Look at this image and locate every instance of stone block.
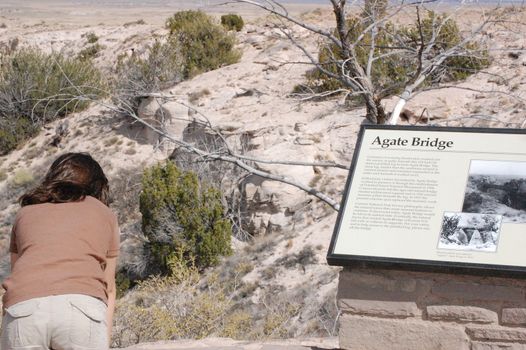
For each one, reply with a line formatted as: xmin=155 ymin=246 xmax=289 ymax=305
xmin=426 ymin=305 xmax=498 ymax=323
xmin=466 ymin=325 xmax=526 ymax=342
xmin=339 ymin=315 xmax=469 ymax=350
xmin=471 ymin=342 xmax=526 ymax=350
xmin=338 ymin=268 xmax=432 ymax=302
xmin=431 ymin=282 xmax=525 ymax=303
xmin=502 ymin=308 xmax=526 ymax=326
xmin=338 ymin=299 xmax=421 ymax=318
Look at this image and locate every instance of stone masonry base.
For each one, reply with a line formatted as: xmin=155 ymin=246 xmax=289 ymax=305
xmin=338 ymin=266 xmax=526 ymax=350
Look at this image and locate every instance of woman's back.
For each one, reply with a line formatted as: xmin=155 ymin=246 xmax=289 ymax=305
xmin=2 ymin=195 xmax=119 ymax=310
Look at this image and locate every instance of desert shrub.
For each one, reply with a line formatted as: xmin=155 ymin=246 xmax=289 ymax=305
xmin=221 ymin=14 xmax=244 ymax=32
xmin=139 ymin=161 xmax=232 ymax=275
xmin=0 ymin=48 xmax=106 ymax=155
xmin=165 ymin=10 xmax=241 ymax=78
xmin=77 ymin=43 xmax=104 ymax=61
xmin=10 ymin=169 xmax=35 ymax=188
xmin=275 ymin=245 xmax=318 ymax=269
xmin=220 ymin=311 xmax=254 ymax=338
xmin=303 ymin=11 xmax=489 ymax=98
xmin=83 ymin=32 xmax=99 ymax=44
xmin=112 ymin=255 xmax=234 ymax=346
xmin=115 ymin=271 xmax=132 ymax=299
xmin=0 ymin=118 xmax=38 ymax=155
xmin=114 ymin=40 xmax=183 ymax=113
xmin=305 ymin=16 xmax=410 ymax=98
xmin=399 ymin=11 xmax=490 ymax=82
xmin=115 ymin=11 xmax=240 ymax=114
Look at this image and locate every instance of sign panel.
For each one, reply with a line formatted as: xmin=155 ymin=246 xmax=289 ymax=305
xmin=327 ymin=125 xmax=526 ymax=275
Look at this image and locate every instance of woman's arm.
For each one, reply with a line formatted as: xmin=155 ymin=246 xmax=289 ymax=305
xmin=2 ymin=253 xmax=18 ymax=316
xmin=104 ymin=257 xmax=117 ymax=346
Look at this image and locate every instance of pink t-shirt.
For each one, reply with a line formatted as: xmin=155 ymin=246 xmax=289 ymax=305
xmin=2 ymin=195 xmax=120 ymax=309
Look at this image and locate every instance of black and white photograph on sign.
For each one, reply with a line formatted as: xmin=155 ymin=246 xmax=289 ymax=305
xmin=462 ymin=160 xmax=526 ymax=223
xmin=437 ymin=212 xmax=502 ymax=252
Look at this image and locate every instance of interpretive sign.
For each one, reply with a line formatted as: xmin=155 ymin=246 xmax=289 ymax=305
xmin=327 ymin=125 xmax=526 ymax=274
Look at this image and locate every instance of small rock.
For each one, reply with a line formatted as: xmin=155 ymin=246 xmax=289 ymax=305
xmin=294 ymin=123 xmax=307 ymax=132
xmin=294 ymin=137 xmax=315 ymax=145
xmin=245 ymin=35 xmax=264 ymax=49
xmin=244 ymin=24 xmax=257 ymax=33
xmin=508 ymin=52 xmax=521 ymax=59
xmin=218 ymin=122 xmax=243 ymax=132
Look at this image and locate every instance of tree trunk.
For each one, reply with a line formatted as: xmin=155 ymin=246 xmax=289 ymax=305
xmin=364 ymin=95 xmax=387 ymax=124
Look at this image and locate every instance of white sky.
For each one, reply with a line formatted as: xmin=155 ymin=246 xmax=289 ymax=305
xmin=469 ymin=160 xmax=526 ymax=177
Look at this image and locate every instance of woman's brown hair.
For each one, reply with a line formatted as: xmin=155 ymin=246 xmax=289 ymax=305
xmin=19 ymin=152 xmax=110 ymax=207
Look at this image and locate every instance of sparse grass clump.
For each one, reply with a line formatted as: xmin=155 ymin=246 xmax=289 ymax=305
xmin=10 ymin=169 xmax=35 ymax=188
xmin=0 ymin=48 xmax=106 ymax=155
xmin=165 ymin=10 xmax=241 ymax=78
xmin=112 ymin=255 xmax=235 ymax=346
xmin=140 ymin=161 xmax=232 ymax=275
xmin=221 ymin=14 xmax=244 ymax=32
xmin=188 ymin=88 xmax=211 ymax=103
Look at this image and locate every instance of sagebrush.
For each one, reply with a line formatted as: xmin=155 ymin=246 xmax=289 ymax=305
xmin=0 ymin=48 xmax=106 ymax=154
xmin=166 ymin=10 xmax=241 ymax=78
xmin=221 ymin=14 xmax=245 ymax=32
xmin=115 ymin=10 xmax=240 ymax=114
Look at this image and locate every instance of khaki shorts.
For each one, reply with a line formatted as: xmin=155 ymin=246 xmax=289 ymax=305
xmin=0 ymin=294 xmax=108 ymax=350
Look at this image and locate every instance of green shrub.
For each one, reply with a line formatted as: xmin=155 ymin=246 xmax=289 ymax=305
xmin=77 ymin=43 xmax=104 ymax=60
xmin=221 ymin=14 xmax=244 ymax=32
xmin=115 ymin=271 xmax=132 ymax=299
xmin=140 ymin=161 xmax=232 ymax=274
xmin=165 ymin=10 xmax=241 ymax=78
xmin=115 ymin=11 xmax=240 ymax=114
xmin=0 ymin=118 xmax=39 ymax=155
xmin=306 ymin=17 xmax=411 ymax=97
xmin=0 ymin=48 xmax=106 ymax=155
xmin=399 ymin=11 xmax=490 ymax=81
xmin=303 ymin=11 xmax=489 ymax=99
xmin=83 ymin=32 xmax=99 ymax=44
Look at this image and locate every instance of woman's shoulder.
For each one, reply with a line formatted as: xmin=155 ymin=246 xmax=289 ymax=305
xmin=82 ymin=196 xmax=115 ymax=215
xmin=84 ymin=196 xmax=118 ymax=221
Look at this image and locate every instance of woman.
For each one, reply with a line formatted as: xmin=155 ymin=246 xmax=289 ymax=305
xmin=0 ymin=152 xmax=120 ymax=350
